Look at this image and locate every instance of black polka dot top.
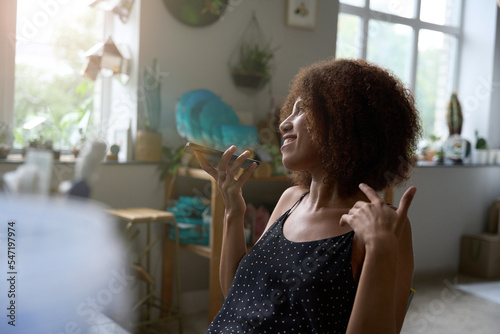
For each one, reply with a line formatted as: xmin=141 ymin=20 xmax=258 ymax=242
xmin=206 ymin=192 xmax=358 ymax=333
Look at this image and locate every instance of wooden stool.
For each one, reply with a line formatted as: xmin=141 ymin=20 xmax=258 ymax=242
xmin=107 ymin=207 xmax=183 ymax=333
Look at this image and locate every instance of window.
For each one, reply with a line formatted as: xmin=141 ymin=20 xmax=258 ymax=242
xmin=12 ymin=0 xmax=105 ymax=151
xmin=336 ymin=0 xmax=463 ymax=139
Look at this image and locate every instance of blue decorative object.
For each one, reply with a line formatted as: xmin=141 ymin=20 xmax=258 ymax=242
xmin=176 ymin=89 xmax=219 ymax=144
xmin=176 ymin=89 xmax=241 ymax=148
xmin=221 ymin=125 xmax=259 ymax=152
xmin=167 ymin=196 xmax=211 ymax=246
xmin=199 ymin=99 xmax=240 ymax=149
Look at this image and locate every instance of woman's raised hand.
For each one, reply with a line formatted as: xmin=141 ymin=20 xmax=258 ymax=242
xmin=194 ymin=146 xmax=258 ymax=217
xmin=339 ymin=183 xmax=416 ymax=250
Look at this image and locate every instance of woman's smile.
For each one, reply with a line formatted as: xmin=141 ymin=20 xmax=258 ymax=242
xmin=281 ymin=135 xmax=297 ymax=149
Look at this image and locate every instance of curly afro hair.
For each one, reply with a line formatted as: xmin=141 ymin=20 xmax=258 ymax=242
xmin=280 ymin=58 xmax=422 ymax=197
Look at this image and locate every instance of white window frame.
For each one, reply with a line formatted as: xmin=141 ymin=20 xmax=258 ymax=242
xmin=337 ymin=0 xmax=464 ymax=119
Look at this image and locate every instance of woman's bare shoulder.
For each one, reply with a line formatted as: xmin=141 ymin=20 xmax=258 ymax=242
xmin=263 ymin=186 xmax=309 ymax=233
xmin=278 ymin=185 xmax=309 ymax=206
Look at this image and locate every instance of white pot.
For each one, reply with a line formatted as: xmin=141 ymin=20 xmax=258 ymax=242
xmin=487 ymin=149 xmax=498 ymax=165
xmin=472 ymin=149 xmax=489 ymax=164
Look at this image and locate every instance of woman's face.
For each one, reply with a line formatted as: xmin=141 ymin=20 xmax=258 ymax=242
xmin=279 ymin=97 xmax=321 ymax=171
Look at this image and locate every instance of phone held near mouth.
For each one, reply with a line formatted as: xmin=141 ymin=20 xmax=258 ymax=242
xmin=184 ymin=142 xmax=260 ymax=170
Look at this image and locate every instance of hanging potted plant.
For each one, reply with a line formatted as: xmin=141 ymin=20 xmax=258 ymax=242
xmin=136 ymin=58 xmax=164 ymax=162
xmin=231 ymin=42 xmax=275 ymax=89
xmin=229 ymin=13 xmax=278 ymax=90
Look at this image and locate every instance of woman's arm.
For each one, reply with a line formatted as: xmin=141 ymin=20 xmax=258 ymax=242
xmin=194 ymin=147 xmax=257 ymax=297
xmin=340 ymin=184 xmax=416 ymax=333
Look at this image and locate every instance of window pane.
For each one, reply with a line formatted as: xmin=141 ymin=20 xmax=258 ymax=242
xmin=340 ymin=0 xmax=365 ymax=7
xmin=14 ymin=1 xmax=103 ymax=151
xmin=336 ymin=13 xmax=362 ymax=59
xmin=370 ymin=0 xmax=415 ymax=18
xmin=420 ymin=0 xmax=461 ymax=27
xmin=416 ymin=30 xmax=457 ymax=138
xmin=366 ymin=20 xmax=413 ymax=85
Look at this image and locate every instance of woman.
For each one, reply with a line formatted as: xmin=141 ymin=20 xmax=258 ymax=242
xmin=195 ymin=58 xmax=421 ymax=333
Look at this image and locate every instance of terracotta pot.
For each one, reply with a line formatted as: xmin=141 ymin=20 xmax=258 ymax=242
xmin=135 ymin=130 xmax=162 ymax=162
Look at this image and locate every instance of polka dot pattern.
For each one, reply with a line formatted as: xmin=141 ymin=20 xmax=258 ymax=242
xmin=206 ymin=193 xmax=358 ymax=333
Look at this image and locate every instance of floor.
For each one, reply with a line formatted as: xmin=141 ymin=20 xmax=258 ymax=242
xmin=401 ymin=272 xmax=500 ymax=334
xmin=164 ymin=272 xmax=500 ymax=334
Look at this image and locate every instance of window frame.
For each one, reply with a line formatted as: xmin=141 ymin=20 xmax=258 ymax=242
xmin=0 ymin=0 xmax=17 ymax=130
xmin=338 ymin=0 xmax=465 ymax=108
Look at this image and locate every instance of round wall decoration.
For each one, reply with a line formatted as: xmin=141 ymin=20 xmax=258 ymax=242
xmin=163 ymin=0 xmax=228 ymax=27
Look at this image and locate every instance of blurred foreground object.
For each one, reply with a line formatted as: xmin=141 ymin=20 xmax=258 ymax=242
xmin=3 ymin=150 xmax=53 ymax=195
xmin=0 ymin=195 xmax=132 ymax=333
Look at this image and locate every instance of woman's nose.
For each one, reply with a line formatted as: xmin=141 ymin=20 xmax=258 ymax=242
xmin=279 ymin=115 xmax=293 ymax=133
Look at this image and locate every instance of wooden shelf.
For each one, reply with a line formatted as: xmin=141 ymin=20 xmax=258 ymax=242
xmin=178 ymin=166 xmax=292 ymax=182
xmin=180 ymin=243 xmax=211 ymax=258
xmin=177 ymin=167 xmax=212 ymax=180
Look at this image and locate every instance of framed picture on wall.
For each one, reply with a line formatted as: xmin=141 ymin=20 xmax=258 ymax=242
xmin=286 ymin=0 xmax=318 ymax=30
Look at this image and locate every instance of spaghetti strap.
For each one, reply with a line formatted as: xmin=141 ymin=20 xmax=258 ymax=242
xmin=288 ymin=191 xmax=310 ymax=213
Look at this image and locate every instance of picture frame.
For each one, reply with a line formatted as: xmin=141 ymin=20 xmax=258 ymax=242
xmin=286 ymin=0 xmax=318 ymax=30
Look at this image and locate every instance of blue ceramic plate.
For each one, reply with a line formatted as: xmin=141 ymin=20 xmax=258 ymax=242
xmin=199 ymin=99 xmax=239 ymax=149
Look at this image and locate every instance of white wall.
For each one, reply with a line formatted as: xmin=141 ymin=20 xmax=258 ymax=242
xmin=394 ymin=166 xmax=500 ymax=274
xmin=458 ymin=0 xmax=499 ymax=147
xmin=487 ymin=6 xmax=500 ymax=148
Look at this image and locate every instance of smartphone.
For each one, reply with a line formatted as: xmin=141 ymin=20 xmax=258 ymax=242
xmin=184 ymin=142 xmax=260 ymax=170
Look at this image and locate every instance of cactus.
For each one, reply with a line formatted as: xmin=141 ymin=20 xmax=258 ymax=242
xmin=446 ymin=92 xmax=463 ymax=135
xmin=475 ymin=130 xmax=488 ymax=149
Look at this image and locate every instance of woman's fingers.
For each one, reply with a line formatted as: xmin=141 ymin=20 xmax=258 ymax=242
xmin=359 ymin=183 xmax=383 ymax=203
xmin=217 ymin=146 xmax=237 ymax=173
xmin=339 ymin=214 xmax=348 ymax=227
xmin=194 ymin=151 xmax=217 ymax=178
xmin=394 ymin=186 xmax=416 ymax=235
xmin=194 ymin=146 xmax=256 ymax=184
xmin=227 ymin=150 xmax=251 ymax=176
xmin=396 ymin=187 xmax=416 ymax=218
xmin=236 ymin=162 xmax=258 ymax=184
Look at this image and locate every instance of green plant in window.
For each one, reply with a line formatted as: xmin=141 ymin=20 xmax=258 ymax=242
xmin=475 ymin=130 xmax=488 ymax=150
xmin=446 ymin=92 xmax=463 ymax=135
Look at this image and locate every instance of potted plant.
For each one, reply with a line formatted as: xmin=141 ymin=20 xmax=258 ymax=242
xmin=157 ymin=145 xmax=184 ymax=209
xmin=423 ymin=134 xmax=441 ymax=161
xmin=136 ymin=58 xmax=164 ymax=162
xmin=443 ymin=93 xmax=471 ymax=164
xmin=472 ymin=130 xmax=488 ymax=164
xmin=231 ymin=41 xmax=276 ymax=89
